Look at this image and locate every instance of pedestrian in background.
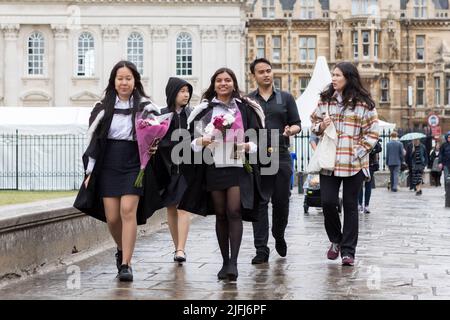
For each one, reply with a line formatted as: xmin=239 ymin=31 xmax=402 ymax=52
xmin=438 ymin=132 xmax=450 ymax=183
xmin=358 ymin=139 xmax=381 ymax=213
xmin=429 ymin=141 xmax=442 ymax=187
xmin=311 ymin=61 xmax=379 ymax=266
xmin=385 ymin=131 xmax=405 ymax=192
xmin=410 ymin=139 xmax=428 ymax=196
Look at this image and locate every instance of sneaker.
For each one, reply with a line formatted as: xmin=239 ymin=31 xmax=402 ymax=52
xmin=358 ymin=205 xmax=363 ymax=213
xmin=342 ymin=256 xmax=355 ymax=266
xmin=363 ymin=206 xmax=370 ymax=214
xmin=275 ymin=238 xmax=287 ymax=257
xmin=115 ymin=249 xmax=123 ymax=272
xmin=327 ymin=243 xmax=340 ymax=260
xmin=118 ymin=264 xmax=133 ymax=282
xmin=251 ymin=252 xmax=269 ymax=264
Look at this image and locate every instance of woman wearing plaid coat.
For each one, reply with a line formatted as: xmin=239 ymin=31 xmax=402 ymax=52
xmin=311 ymin=62 xmax=379 ymax=266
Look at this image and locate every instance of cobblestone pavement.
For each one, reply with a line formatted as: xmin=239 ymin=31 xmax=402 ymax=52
xmin=1 ymin=186 xmax=450 ymax=300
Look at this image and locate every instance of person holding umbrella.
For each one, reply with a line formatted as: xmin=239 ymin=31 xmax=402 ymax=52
xmin=401 ymin=132 xmax=427 ymax=193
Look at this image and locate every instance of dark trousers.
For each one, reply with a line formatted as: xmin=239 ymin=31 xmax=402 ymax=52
xmin=358 ymin=179 xmax=372 ymax=207
xmin=252 ymin=152 xmax=293 ymax=256
xmin=430 ymin=171 xmax=442 ymax=186
xmin=320 ymin=171 xmax=365 ymax=258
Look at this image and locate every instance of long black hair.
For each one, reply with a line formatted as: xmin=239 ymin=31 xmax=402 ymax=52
xmin=320 ymin=62 xmax=375 ymax=111
xmin=98 ymin=60 xmax=149 ymax=137
xmin=202 ymin=67 xmax=242 ymax=102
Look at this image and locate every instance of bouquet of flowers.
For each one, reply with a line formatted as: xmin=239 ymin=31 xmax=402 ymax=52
xmin=204 ymin=112 xmax=236 ymax=142
xmin=134 ymin=111 xmax=173 ymax=187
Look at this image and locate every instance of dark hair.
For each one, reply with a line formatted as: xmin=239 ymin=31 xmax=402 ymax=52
xmin=320 ymin=62 xmax=375 ymax=110
xmin=99 ymin=60 xmax=149 ymax=137
xmin=250 ymin=58 xmax=272 ymax=74
xmin=202 ymin=68 xmax=242 ymax=102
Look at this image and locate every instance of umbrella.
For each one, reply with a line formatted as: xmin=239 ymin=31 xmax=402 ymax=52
xmin=399 ymin=132 xmax=426 ymax=141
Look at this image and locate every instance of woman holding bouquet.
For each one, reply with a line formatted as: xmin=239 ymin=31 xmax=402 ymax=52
xmin=178 ymin=68 xmax=265 ymax=281
xmin=74 ymin=61 xmax=161 ymax=282
xmin=152 ymin=77 xmax=194 ymax=263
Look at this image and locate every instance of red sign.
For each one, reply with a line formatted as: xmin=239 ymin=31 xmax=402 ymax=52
xmin=428 ymin=114 xmax=440 ymax=127
xmin=431 ymin=126 xmax=441 ymax=137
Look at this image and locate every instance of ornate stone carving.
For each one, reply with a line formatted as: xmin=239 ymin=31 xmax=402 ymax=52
xmin=224 ymin=26 xmax=241 ymax=41
xmin=199 ymin=26 xmax=218 ymax=41
xmin=150 ymin=26 xmax=168 ymax=40
xmin=101 ymin=25 xmax=119 ymax=40
xmin=1 ymin=24 xmax=20 ymax=40
xmin=51 ymin=25 xmax=69 ymax=40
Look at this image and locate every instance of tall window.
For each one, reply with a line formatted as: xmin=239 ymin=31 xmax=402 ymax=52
xmin=435 ymin=77 xmax=441 ymax=105
xmin=176 ymin=33 xmax=192 ymax=76
xmin=300 ymin=0 xmax=315 ymax=19
xmin=299 ymin=77 xmax=310 ymax=96
xmin=77 ymin=32 xmax=95 ymax=77
xmin=380 ymin=78 xmax=389 ymax=102
xmin=127 ymin=32 xmax=144 ymax=75
xmin=374 ymin=31 xmax=379 ymax=58
xmin=416 ymin=35 xmax=425 ymax=61
xmin=414 ymin=0 xmax=427 ymax=18
xmin=272 ymin=36 xmax=281 ymax=63
xmin=262 ymin=0 xmax=275 ymax=18
xmin=362 ymin=31 xmax=370 ymax=58
xmin=256 ymin=36 xmax=265 ymax=58
xmin=416 ymin=77 xmax=425 ymax=106
xmin=352 ymin=0 xmax=378 ymax=15
xmin=299 ymin=36 xmax=316 ymax=62
xmin=352 ymin=32 xmax=359 ymax=59
xmin=27 ymin=32 xmax=44 ymax=75
xmin=274 ymin=77 xmax=282 ymax=90
xmin=446 ymin=76 xmax=450 ymax=105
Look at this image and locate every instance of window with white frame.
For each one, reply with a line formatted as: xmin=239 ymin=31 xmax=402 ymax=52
xmin=300 ymin=0 xmax=315 ymax=19
xmin=262 ymin=0 xmax=275 ymax=19
xmin=380 ymin=78 xmax=389 ymax=102
xmin=274 ymin=77 xmax=282 ymax=90
xmin=416 ymin=77 xmax=425 ymax=106
xmin=446 ymin=76 xmax=450 ymax=105
xmin=256 ymin=36 xmax=265 ymax=58
xmin=272 ymin=36 xmax=281 ymax=63
xmin=362 ymin=31 xmax=370 ymax=58
xmin=299 ymin=77 xmax=310 ymax=96
xmin=27 ymin=31 xmax=44 ymax=75
xmin=77 ymin=32 xmax=95 ymax=77
xmin=127 ymin=32 xmax=144 ymax=75
xmin=435 ymin=77 xmax=441 ymax=106
xmin=176 ymin=32 xmax=192 ymax=76
xmin=352 ymin=0 xmax=378 ymax=15
xmin=299 ymin=36 xmax=316 ymax=62
xmin=374 ymin=31 xmax=379 ymax=58
xmin=414 ymin=0 xmax=427 ymax=18
xmin=416 ymin=35 xmax=425 ymax=61
xmin=352 ymin=32 xmax=359 ymax=59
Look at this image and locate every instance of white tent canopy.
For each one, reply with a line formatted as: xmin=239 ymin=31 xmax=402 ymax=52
xmin=295 ymin=56 xmax=396 ymax=132
xmin=0 ymin=107 xmax=91 ymax=134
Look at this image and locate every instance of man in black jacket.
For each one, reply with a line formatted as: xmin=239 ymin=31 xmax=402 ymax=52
xmin=438 ymin=131 xmax=450 ymax=182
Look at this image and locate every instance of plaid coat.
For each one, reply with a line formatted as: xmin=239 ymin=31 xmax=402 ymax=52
xmin=310 ymin=94 xmax=379 ymax=178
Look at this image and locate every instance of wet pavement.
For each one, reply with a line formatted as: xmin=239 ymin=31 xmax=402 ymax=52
xmin=1 ymin=185 xmax=450 ymax=300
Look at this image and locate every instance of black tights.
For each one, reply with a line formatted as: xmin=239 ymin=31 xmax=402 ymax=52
xmin=211 ymin=186 xmax=242 ymax=266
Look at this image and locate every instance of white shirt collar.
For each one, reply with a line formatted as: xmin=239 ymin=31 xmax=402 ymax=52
xmin=115 ymin=95 xmax=134 ymax=108
xmin=212 ymin=97 xmax=239 ymax=110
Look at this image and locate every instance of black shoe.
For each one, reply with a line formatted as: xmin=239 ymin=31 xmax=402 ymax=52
xmin=118 ymin=264 xmax=133 ymax=282
xmin=115 ymin=249 xmax=123 ymax=272
xmin=275 ymin=238 xmax=287 ymax=257
xmin=227 ymin=264 xmax=238 ymax=281
xmin=416 ymin=190 xmax=422 ymax=196
xmin=217 ymin=263 xmax=229 ymax=280
xmin=174 ymin=250 xmax=186 ymax=263
xmin=251 ymin=252 xmax=269 ymax=264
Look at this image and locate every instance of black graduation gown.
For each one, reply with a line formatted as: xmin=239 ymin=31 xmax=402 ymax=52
xmin=177 ymin=99 xmax=264 ymax=222
xmin=73 ymin=98 xmax=163 ymax=225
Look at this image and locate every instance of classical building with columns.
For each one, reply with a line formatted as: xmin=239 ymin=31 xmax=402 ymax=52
xmin=246 ymin=0 xmax=450 ymax=130
xmin=0 ymin=0 xmax=247 ymax=107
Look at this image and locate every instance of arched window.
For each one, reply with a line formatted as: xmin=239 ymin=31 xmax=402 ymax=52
xmin=127 ymin=32 xmax=144 ymax=74
xmin=176 ymin=33 xmax=192 ymax=76
xmin=27 ymin=32 xmax=44 ymax=75
xmin=77 ymin=32 xmax=95 ymax=76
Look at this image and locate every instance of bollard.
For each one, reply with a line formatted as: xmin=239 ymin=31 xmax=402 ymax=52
xmin=298 ymin=172 xmax=304 ymax=194
xmin=446 ymin=175 xmax=450 ymax=207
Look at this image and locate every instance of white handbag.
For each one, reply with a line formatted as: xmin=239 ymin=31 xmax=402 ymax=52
xmin=306 ymin=120 xmax=337 ymax=173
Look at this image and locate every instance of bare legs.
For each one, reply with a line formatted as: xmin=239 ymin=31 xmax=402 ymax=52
xmin=167 ymin=205 xmax=191 ymax=258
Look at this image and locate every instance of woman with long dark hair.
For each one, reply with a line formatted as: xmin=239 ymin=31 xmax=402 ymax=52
xmin=74 ymin=60 xmax=160 ymax=281
xmin=310 ymin=62 xmax=379 ymax=266
xmin=178 ymin=68 xmax=265 ymax=281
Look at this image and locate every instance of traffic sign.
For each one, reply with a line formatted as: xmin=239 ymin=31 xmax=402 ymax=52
xmin=428 ymin=114 xmax=440 ymax=127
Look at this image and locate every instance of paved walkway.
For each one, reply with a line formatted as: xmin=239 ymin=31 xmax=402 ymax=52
xmin=1 ymin=186 xmax=450 ymax=300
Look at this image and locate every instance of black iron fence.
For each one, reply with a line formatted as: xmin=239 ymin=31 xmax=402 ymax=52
xmin=0 ymin=130 xmax=85 ymax=190
xmin=1 ymin=128 xmax=398 ymax=191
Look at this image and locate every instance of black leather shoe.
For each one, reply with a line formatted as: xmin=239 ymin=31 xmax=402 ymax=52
xmin=227 ymin=264 xmax=238 ymax=281
xmin=251 ymin=252 xmax=269 ymax=264
xmin=118 ymin=264 xmax=133 ymax=282
xmin=115 ymin=249 xmax=123 ymax=272
xmin=174 ymin=250 xmax=186 ymax=263
xmin=275 ymin=238 xmax=287 ymax=257
xmin=217 ymin=263 xmax=229 ymax=280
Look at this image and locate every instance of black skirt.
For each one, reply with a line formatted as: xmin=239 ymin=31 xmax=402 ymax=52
xmin=205 ymin=165 xmax=245 ymax=192
xmin=161 ymin=173 xmax=188 ymax=207
xmin=98 ymin=139 xmax=144 ymax=197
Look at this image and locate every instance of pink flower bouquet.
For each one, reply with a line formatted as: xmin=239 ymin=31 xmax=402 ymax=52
xmin=134 ymin=112 xmax=173 ymax=187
